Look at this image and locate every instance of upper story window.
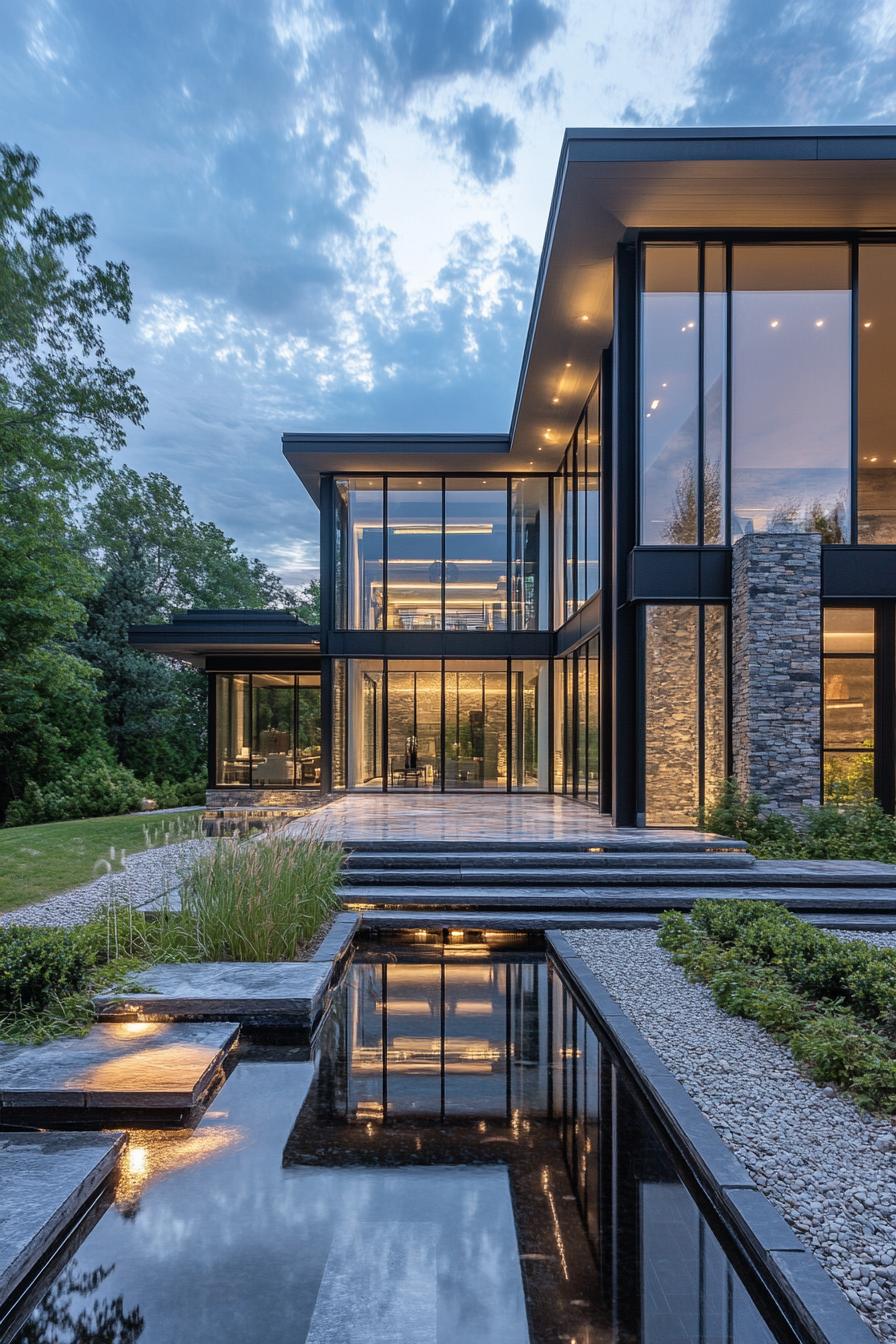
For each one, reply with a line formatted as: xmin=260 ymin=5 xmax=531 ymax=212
xmin=553 ymin=379 xmax=601 ymax=626
xmin=639 ymin=239 xmax=896 ymax=547
xmin=731 ymin=244 xmax=850 ymax=541
xmin=858 ymin=246 xmax=896 ymax=543
xmin=333 ymin=475 xmax=549 ymax=632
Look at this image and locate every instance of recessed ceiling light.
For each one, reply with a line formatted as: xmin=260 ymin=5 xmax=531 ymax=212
xmin=770 ymin=319 xmax=780 ymax=329
xmin=870 ymin=456 xmax=878 ymax=462
xmin=565 ymin=361 xmax=572 ymax=368
xmin=686 ymin=320 xmax=695 ymax=330
xmin=646 ymin=412 xmax=652 ymax=418
xmin=650 ymin=399 xmax=660 ymax=411
xmin=815 ymin=319 xmax=825 ymax=328
xmin=552 ymin=396 xmax=559 ymax=404
xmin=864 ymin=321 xmax=873 ymax=328
xmin=661 ymin=382 xmax=668 ymax=388
xmin=537 ymin=446 xmax=542 ymax=451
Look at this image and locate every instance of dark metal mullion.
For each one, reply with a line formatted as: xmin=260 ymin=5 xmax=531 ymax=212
xmin=506 ymin=658 xmax=512 ymax=793
xmin=381 ymin=660 xmax=389 ymax=791
xmin=293 ymin=674 xmax=299 ymax=788
xmin=850 ymin=241 xmax=860 ymax=544
xmin=382 ymin=476 xmax=389 ymax=632
xmin=697 ymin=242 xmax=706 ymax=547
xmin=698 ymin=607 xmax=706 ymax=814
xmin=248 ymin=673 xmax=253 ymax=789
xmin=440 ymin=659 xmax=446 ymax=792
xmin=440 ymin=477 xmax=446 ymax=630
xmin=382 ymin=476 xmax=390 ymax=793
xmin=506 ymin=475 xmax=512 ymax=633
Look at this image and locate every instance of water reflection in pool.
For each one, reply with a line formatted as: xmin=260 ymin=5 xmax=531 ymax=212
xmin=8 ymin=945 xmax=786 ymax=1344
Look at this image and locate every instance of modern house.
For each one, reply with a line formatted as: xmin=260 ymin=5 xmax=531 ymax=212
xmin=131 ymin=126 xmax=896 ymax=827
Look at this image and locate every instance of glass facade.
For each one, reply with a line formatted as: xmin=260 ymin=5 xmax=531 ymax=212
xmin=551 ymin=638 xmax=600 ymax=803
xmin=553 ymin=380 xmax=601 ymax=625
xmin=335 ymin=476 xmax=551 ymax=631
xmin=335 ymin=477 xmax=384 ymax=629
xmin=823 ymin=608 xmax=875 ymax=803
xmin=858 ymin=245 xmax=896 ymax=543
xmin=214 ymin=673 xmax=321 ymax=788
xmin=644 ymin=606 xmax=727 ymax=826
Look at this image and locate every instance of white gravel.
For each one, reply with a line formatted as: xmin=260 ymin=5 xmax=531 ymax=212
xmin=834 ymin=930 xmax=896 ymax=950
xmin=564 ymin=928 xmax=896 ymax=1344
xmin=1 ymin=839 xmax=216 ymax=929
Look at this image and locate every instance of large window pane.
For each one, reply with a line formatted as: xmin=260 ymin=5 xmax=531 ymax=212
xmin=215 ymin=674 xmax=250 ymax=785
xmin=823 ymin=608 xmax=875 ymax=803
xmin=297 ymin=674 xmax=321 ymax=787
xmin=858 ymin=246 xmax=896 ymax=542
xmin=565 ymin=447 xmax=575 ymax=617
xmin=552 ymin=658 xmax=565 ymax=789
xmin=586 ymin=636 xmax=600 ymax=801
xmin=576 ymin=427 xmax=588 ymax=606
xmin=348 ymin=659 xmax=383 ymax=788
xmin=732 ymin=245 xmax=850 ymax=540
xmin=511 ymin=660 xmax=549 ymax=790
xmin=641 ymin=245 xmax=700 ymax=544
xmin=386 ymin=478 xmax=442 ymax=630
xmin=335 ymin=478 xmax=383 ymax=629
xmin=645 ymin=607 xmax=699 ymax=825
xmin=703 ymin=244 xmax=727 ymax=544
xmin=387 ymin=661 xmax=441 ymax=789
xmin=444 ymin=479 xmax=507 ymax=631
xmin=703 ymin=607 xmax=727 ymax=810
xmin=252 ymin=674 xmax=295 ymax=788
xmin=510 ymin=476 xmax=549 ymax=631
xmin=584 ymin=391 xmax=600 ymax=597
xmin=552 ymin=474 xmax=565 ymax=629
xmin=444 ymin=661 xmax=507 ymax=789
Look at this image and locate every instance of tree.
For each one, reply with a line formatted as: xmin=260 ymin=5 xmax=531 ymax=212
xmin=294 ymin=577 xmax=321 ymax=624
xmin=0 ymin=145 xmax=146 ymax=816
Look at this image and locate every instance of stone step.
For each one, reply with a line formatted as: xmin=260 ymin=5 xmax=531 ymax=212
xmin=339 ymin=836 xmax=748 ymax=854
xmin=359 ymin=909 xmax=896 ymax=933
xmin=341 ymin=862 xmax=896 ymax=888
xmin=343 ymin=885 xmax=896 ymax=912
xmin=343 ymin=850 xmax=757 ymax=871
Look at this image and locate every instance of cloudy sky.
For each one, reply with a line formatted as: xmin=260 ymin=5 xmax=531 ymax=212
xmin=2 ymin=0 xmax=895 ymax=587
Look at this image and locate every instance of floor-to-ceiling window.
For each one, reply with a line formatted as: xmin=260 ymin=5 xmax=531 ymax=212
xmin=335 ymin=477 xmax=384 ymax=630
xmin=511 ymin=476 xmax=550 ymax=631
xmin=552 ymin=640 xmax=600 ymax=805
xmin=386 ymin=478 xmax=443 ymax=630
xmin=342 ymin=659 xmax=549 ymax=791
xmin=444 ymin=478 xmax=507 ymax=631
xmin=444 ymin=661 xmax=508 ymax=790
xmin=387 ymin=662 xmax=442 ymax=788
xmin=553 ymin=381 xmax=601 ymax=626
xmin=643 ymin=606 xmax=727 ymax=826
xmin=214 ymin=673 xmax=321 ymax=789
xmin=858 ymin=245 xmax=896 ymax=543
xmin=823 ymin=608 xmax=875 ymax=803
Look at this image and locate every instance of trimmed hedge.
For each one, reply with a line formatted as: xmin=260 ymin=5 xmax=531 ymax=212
xmin=659 ymin=900 xmax=896 ymax=1113
xmin=0 ymin=926 xmax=91 ymax=1012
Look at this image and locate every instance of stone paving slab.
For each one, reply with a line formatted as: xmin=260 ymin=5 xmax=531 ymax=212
xmin=0 ymin=1021 xmax=238 ymax=1120
xmin=0 ymin=1131 xmax=125 ymax=1308
xmin=95 ymin=962 xmax=330 ymax=1026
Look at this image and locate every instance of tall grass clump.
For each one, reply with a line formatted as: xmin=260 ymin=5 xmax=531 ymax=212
xmin=174 ymin=831 xmax=344 ymax=961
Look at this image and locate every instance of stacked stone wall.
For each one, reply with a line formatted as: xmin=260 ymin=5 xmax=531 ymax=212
xmin=731 ymin=533 xmax=821 ymax=818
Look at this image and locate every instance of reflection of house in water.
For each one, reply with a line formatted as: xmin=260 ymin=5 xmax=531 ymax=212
xmin=284 ymin=951 xmax=779 ymax=1344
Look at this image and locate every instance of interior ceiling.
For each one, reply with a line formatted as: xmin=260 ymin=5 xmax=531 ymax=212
xmin=284 ymin=130 xmax=896 ymax=498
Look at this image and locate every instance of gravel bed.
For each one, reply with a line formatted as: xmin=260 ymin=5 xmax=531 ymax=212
xmin=564 ymin=928 xmax=896 ymax=1343
xmin=1 ymin=839 xmax=216 ymax=929
xmin=833 ymin=930 xmax=896 ymax=950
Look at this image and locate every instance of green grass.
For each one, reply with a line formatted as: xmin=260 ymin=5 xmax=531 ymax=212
xmin=0 ymin=810 xmax=203 ymax=913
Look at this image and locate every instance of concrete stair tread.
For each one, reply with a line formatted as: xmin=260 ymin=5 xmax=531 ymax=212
xmin=359 ymin=910 xmax=896 ymax=932
xmin=343 ymin=851 xmax=756 ymax=869
xmin=342 ymin=885 xmax=896 ymax=910
xmin=341 ymin=865 xmax=896 ymax=887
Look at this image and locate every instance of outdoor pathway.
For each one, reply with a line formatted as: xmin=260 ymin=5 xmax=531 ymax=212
xmin=282 ymin=794 xmax=719 ymax=845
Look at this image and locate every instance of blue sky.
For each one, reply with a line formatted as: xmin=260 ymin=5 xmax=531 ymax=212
xmin=2 ymin=0 xmax=894 ymax=587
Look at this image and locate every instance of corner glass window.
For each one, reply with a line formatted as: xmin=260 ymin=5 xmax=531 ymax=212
xmin=858 ymin=245 xmax=896 ymax=543
xmin=640 ymin=244 xmax=700 ymax=544
xmin=731 ymin=244 xmax=851 ymax=541
xmin=444 ymin=479 xmax=507 ymax=631
xmin=335 ymin=478 xmax=383 ymax=630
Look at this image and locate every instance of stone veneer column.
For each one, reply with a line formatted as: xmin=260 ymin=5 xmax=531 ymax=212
xmin=731 ymin=532 xmax=822 ymax=818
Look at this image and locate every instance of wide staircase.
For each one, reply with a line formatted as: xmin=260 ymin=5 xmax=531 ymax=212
xmin=339 ymin=835 xmax=896 ymax=931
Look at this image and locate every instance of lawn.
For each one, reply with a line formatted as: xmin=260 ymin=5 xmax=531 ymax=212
xmin=0 ymin=811 xmax=203 ymax=914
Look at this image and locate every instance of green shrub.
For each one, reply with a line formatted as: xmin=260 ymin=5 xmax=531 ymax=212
xmin=701 ymin=779 xmax=896 ymax=862
xmin=5 ymin=748 xmax=144 ymax=826
xmin=142 ymin=774 xmax=206 ymax=809
xmin=659 ymin=901 xmax=896 ymax=1112
xmin=0 ymin=926 xmax=91 ymax=1011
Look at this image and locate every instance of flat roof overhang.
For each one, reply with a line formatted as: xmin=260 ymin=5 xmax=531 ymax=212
xmin=284 ymin=126 xmax=896 ymax=496
xmin=129 ymin=610 xmax=320 ymax=668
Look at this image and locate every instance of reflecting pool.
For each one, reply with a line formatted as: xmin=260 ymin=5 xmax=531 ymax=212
xmin=7 ymin=944 xmax=789 ymax=1344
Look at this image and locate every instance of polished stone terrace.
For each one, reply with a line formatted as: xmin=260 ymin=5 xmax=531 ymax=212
xmin=283 ymin=794 xmax=724 ymax=845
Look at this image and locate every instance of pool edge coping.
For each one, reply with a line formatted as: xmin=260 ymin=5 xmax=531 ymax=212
xmin=545 ymin=930 xmax=877 ymax=1344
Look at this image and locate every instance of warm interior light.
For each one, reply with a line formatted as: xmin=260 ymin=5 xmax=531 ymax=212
xmin=649 ymin=399 xmax=660 ymax=410
xmin=551 ymin=396 xmax=559 ymax=404
xmin=579 ymin=314 xmax=589 ymax=322
xmin=864 ymin=320 xmax=873 ymax=328
xmin=815 ymin=318 xmax=825 ymax=327
xmin=565 ymin=361 xmax=572 ymax=368
xmin=770 ymin=319 xmax=780 ymax=328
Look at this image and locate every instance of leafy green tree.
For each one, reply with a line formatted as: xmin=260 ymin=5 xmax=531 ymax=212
xmin=0 ymin=145 xmax=146 ymax=817
xmin=295 ymin=576 xmax=321 ymax=624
